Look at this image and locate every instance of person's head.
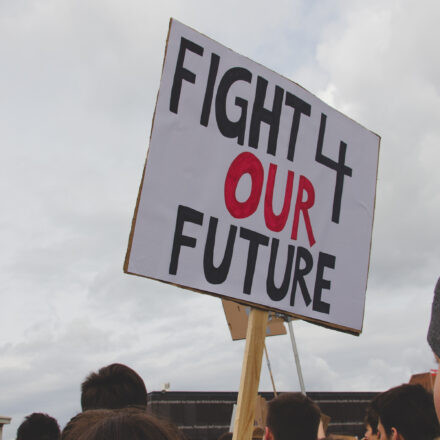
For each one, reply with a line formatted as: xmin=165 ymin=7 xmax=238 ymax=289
xmin=363 ymin=405 xmax=379 ymax=440
xmin=17 ymin=413 xmax=60 ymax=440
xmin=61 ymin=410 xmax=114 ymax=440
xmin=81 ymin=363 xmax=148 ymax=410
xmin=434 ymin=354 xmax=440 ymax=424
xmin=217 ymin=433 xmax=233 ymax=440
xmin=76 ymin=409 xmax=181 ymax=440
xmin=372 ymin=383 xmax=440 ymax=440
xmin=265 ymin=393 xmax=321 ymax=440
xmin=428 ymin=277 xmax=440 ymax=423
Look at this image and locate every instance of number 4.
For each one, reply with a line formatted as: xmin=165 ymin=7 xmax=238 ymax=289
xmin=315 ymin=113 xmax=352 ymax=224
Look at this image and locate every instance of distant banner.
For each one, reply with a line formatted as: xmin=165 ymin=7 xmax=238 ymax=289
xmin=124 ymin=19 xmax=380 ymax=334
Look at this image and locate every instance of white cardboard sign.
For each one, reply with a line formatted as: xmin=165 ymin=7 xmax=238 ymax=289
xmin=124 ymin=19 xmax=380 ymax=334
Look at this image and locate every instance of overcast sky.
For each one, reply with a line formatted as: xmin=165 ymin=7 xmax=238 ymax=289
xmin=1 ymin=0 xmax=440 ymax=438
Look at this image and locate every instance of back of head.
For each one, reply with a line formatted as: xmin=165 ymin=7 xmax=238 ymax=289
xmin=61 ymin=410 xmax=114 ymax=440
xmin=17 ymin=413 xmax=60 ymax=440
xmin=427 ymin=277 xmax=440 ymax=360
xmin=372 ymin=383 xmax=440 ymax=440
xmin=217 ymin=433 xmax=233 ymax=440
xmin=77 ymin=409 xmax=181 ymax=440
xmin=266 ymin=393 xmax=321 ymax=440
xmin=81 ymin=363 xmax=148 ymax=410
xmin=428 ymin=277 xmax=440 ymax=424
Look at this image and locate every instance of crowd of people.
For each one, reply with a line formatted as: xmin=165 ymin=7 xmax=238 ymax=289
xmin=13 ymin=278 xmax=440 ymax=440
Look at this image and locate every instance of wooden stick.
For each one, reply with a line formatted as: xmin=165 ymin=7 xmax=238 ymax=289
xmin=232 ymin=308 xmax=268 ymax=440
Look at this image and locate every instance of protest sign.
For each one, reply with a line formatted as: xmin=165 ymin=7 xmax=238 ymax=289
xmin=124 ymin=19 xmax=380 ymax=334
xmin=409 ymin=371 xmax=437 ymax=392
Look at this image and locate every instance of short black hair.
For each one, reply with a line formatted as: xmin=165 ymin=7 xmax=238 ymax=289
xmin=363 ymin=405 xmax=378 ymax=434
xmin=17 ymin=413 xmax=60 ymax=440
xmin=81 ymin=363 xmax=148 ymax=410
xmin=266 ymin=393 xmax=321 ymax=440
xmin=372 ymin=383 xmax=440 ymax=440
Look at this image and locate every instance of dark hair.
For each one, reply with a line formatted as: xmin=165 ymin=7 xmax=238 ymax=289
xmin=217 ymin=433 xmax=233 ymax=440
xmin=17 ymin=413 xmax=60 ymax=440
xmin=61 ymin=410 xmax=114 ymax=440
xmin=372 ymin=383 xmax=440 ymax=440
xmin=81 ymin=363 xmax=148 ymax=410
xmin=77 ymin=410 xmax=181 ymax=440
xmin=363 ymin=405 xmax=378 ymax=434
xmin=266 ymin=393 xmax=321 ymax=440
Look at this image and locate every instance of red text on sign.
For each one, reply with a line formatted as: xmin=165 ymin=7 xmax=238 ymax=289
xmin=224 ymin=152 xmax=316 ymax=247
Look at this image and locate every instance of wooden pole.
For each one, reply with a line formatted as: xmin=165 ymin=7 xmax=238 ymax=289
xmin=232 ymin=308 xmax=268 ymax=440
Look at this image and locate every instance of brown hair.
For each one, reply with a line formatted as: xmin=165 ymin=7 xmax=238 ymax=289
xmin=61 ymin=410 xmax=114 ymax=440
xmin=76 ymin=408 xmax=183 ymax=440
xmin=266 ymin=393 xmax=321 ymax=440
xmin=77 ymin=410 xmax=181 ymax=440
xmin=372 ymin=383 xmax=440 ymax=440
xmin=217 ymin=433 xmax=233 ymax=440
xmin=81 ymin=363 xmax=147 ymax=410
xmin=17 ymin=413 xmax=60 ymax=440
xmin=363 ymin=405 xmax=378 ymax=434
